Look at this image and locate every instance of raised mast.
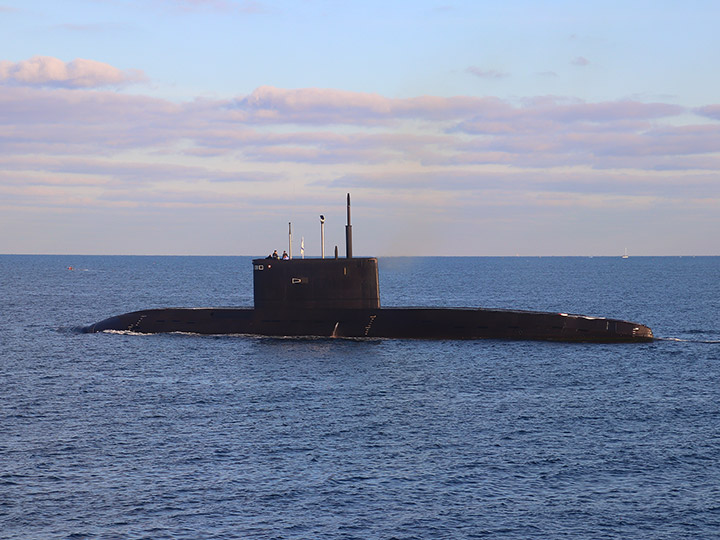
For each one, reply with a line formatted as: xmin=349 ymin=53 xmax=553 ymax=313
xmin=320 ymin=214 xmax=325 ymax=259
xmin=288 ymin=222 xmax=292 ymax=259
xmin=345 ymin=193 xmax=353 ymax=259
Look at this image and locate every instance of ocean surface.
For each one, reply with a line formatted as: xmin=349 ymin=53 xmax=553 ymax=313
xmin=2 ymin=255 xmax=719 ymax=539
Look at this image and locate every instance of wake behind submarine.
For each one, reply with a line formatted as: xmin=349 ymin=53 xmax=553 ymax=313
xmin=85 ymin=195 xmax=653 ymax=342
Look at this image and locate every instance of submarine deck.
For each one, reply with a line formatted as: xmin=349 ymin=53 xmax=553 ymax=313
xmin=85 ymin=306 xmax=654 ymax=342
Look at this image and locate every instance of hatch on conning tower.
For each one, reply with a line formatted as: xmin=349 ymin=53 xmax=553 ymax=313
xmin=251 ymin=194 xmax=380 ymax=310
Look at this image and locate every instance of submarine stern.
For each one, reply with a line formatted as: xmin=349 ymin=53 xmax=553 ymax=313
xmin=613 ymin=319 xmax=654 ymax=342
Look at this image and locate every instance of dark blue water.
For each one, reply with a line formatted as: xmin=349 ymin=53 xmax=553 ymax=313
xmin=2 ymin=255 xmax=719 ymax=539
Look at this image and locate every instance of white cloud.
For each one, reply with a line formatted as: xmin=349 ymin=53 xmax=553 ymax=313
xmin=0 ymin=56 xmax=146 ymax=88
xmin=467 ymin=66 xmax=509 ymax=79
xmin=1 ymin=78 xmax=718 ymax=255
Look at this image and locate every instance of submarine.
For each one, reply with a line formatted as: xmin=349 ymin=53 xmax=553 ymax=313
xmin=85 ymin=195 xmax=653 ymax=342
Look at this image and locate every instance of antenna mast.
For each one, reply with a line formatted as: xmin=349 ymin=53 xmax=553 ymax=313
xmin=288 ymin=222 xmax=292 ymax=259
xmin=345 ymin=193 xmax=353 ymax=258
xmin=320 ymin=214 xmax=325 ymax=259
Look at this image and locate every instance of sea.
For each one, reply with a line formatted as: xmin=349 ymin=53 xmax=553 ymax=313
xmin=2 ymin=255 xmax=719 ymax=540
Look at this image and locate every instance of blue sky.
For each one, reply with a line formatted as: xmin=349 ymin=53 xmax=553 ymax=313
xmin=1 ymin=0 xmax=718 ymax=255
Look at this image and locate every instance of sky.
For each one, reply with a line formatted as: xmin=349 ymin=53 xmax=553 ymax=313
xmin=1 ymin=0 xmax=719 ymax=256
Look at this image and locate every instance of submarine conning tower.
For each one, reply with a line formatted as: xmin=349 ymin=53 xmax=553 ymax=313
xmin=252 ymin=194 xmax=380 ymax=310
xmin=252 ymin=257 xmax=380 ymax=310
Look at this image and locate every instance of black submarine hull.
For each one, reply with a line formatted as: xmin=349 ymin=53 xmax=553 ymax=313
xmin=84 ymin=195 xmax=654 ymax=343
xmin=84 ymin=306 xmax=654 ymax=342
